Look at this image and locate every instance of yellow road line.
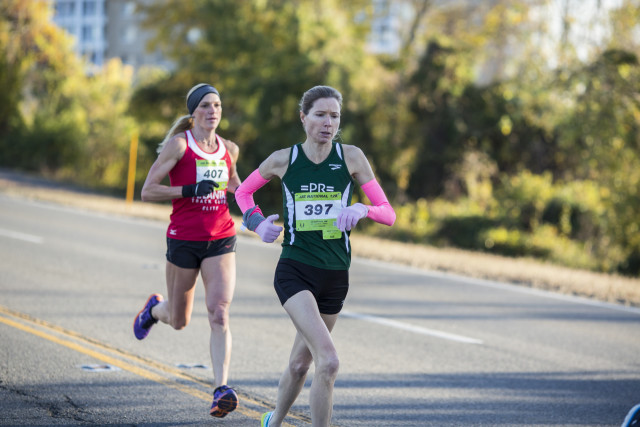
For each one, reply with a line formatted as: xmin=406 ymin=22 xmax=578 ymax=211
xmin=1 ymin=306 xmax=217 ymax=388
xmin=0 ymin=306 xmax=303 ymax=424
xmin=0 ymin=315 xmax=208 ymax=399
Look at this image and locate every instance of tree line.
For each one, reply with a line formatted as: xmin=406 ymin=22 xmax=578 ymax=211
xmin=1 ymin=0 xmax=639 ymax=275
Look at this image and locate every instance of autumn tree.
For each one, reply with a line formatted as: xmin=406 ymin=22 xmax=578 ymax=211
xmin=0 ymin=0 xmax=86 ymax=170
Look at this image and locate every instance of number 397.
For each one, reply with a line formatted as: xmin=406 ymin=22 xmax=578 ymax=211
xmin=304 ymin=204 xmax=333 ymax=216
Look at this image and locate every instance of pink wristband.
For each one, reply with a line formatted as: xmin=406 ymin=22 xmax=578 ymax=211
xmin=236 ymin=169 xmax=270 ymax=213
xmin=361 ymin=179 xmax=396 ymax=226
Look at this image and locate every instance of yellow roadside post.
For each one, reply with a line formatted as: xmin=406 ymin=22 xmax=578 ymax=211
xmin=126 ymin=130 xmax=138 ymax=206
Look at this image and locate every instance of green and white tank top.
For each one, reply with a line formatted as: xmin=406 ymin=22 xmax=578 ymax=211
xmin=280 ymin=142 xmax=355 ymax=270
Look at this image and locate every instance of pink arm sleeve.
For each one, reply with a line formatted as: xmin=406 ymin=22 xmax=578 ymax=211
xmin=235 ymin=169 xmax=270 ymax=213
xmin=361 ymin=179 xmax=396 ymax=226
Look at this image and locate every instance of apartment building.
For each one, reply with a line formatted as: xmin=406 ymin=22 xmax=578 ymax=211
xmin=52 ymin=0 xmax=107 ymax=66
xmin=51 ymin=0 xmax=173 ymax=71
xmin=104 ymin=0 xmax=173 ymax=70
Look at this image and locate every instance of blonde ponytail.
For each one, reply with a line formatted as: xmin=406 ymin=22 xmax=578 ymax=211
xmin=157 ymin=115 xmax=193 ymax=153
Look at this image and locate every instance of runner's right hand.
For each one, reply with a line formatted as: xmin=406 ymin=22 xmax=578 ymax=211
xmin=182 ymin=180 xmax=218 ymax=198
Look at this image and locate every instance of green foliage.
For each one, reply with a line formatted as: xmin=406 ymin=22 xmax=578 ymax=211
xmin=373 ymin=198 xmax=432 ymax=242
xmin=496 ymin=170 xmax=555 ymax=230
xmin=0 ymin=0 xmax=86 ymax=172
xmin=386 ymin=168 xmax=630 ymax=273
xmin=0 ymin=1 xmax=138 ymax=193
xmin=0 ymin=0 xmax=40 ymax=136
xmin=73 ymin=59 xmax=137 ymax=188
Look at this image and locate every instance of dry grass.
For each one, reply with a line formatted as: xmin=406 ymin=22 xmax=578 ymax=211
xmin=2 ymin=170 xmax=639 ymax=307
xmin=350 ymin=237 xmax=640 ymax=307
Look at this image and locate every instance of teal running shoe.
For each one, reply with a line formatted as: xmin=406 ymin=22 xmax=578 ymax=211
xmin=261 ymin=411 xmax=274 ymax=426
xmin=622 ymin=404 xmax=640 ymax=427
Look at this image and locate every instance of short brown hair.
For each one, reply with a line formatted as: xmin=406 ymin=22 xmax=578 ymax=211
xmin=299 ymin=86 xmax=342 ymax=115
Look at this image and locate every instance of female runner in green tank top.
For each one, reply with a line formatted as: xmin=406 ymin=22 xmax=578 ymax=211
xmin=235 ymin=86 xmax=395 ymax=427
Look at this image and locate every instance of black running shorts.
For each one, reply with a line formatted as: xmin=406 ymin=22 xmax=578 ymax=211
xmin=273 ymin=258 xmax=349 ymax=315
xmin=166 ymin=235 xmax=236 ymax=269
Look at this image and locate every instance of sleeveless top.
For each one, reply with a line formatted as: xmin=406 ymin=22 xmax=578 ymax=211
xmin=167 ymin=130 xmax=235 ymax=241
xmin=280 ymin=142 xmax=354 ymax=270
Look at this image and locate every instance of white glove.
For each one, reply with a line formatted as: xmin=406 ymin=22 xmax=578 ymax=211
xmin=335 ymin=203 xmax=368 ymax=231
xmin=255 ymin=214 xmax=283 ymax=243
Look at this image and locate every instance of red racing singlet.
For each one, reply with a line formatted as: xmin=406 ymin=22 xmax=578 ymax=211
xmin=167 ymin=130 xmax=236 ymax=241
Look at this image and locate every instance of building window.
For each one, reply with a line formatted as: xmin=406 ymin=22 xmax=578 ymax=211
xmin=56 ymin=1 xmax=76 ymax=17
xmin=82 ymin=25 xmax=94 ymax=42
xmin=83 ymin=0 xmax=97 ymax=16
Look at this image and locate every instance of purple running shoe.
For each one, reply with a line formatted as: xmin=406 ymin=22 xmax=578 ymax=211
xmin=210 ymin=385 xmax=238 ymax=418
xmin=133 ymin=294 xmax=162 ymax=340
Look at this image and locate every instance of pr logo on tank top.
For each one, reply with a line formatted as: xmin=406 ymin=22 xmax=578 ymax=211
xmin=329 ymin=164 xmax=342 ymax=170
xmin=301 ymin=183 xmax=335 ymax=192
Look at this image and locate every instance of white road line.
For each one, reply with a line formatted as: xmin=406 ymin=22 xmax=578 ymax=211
xmin=0 ymin=228 xmax=44 ymax=244
xmin=341 ymin=310 xmax=483 ymax=345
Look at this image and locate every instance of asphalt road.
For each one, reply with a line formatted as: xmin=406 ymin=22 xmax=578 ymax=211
xmin=1 ymin=194 xmax=639 ymax=426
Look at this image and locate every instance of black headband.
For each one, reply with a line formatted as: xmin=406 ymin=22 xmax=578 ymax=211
xmin=187 ymin=85 xmax=220 ymax=115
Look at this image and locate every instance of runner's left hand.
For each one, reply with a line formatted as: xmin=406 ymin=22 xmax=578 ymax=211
xmin=335 ymin=203 xmax=368 ymax=231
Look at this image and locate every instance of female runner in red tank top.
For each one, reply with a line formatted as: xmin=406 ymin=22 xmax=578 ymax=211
xmin=134 ymin=83 xmax=241 ymax=418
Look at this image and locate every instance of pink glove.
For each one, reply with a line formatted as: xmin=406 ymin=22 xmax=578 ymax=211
xmin=255 ymin=214 xmax=283 ymax=243
xmin=335 ymin=203 xmax=369 ymax=232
